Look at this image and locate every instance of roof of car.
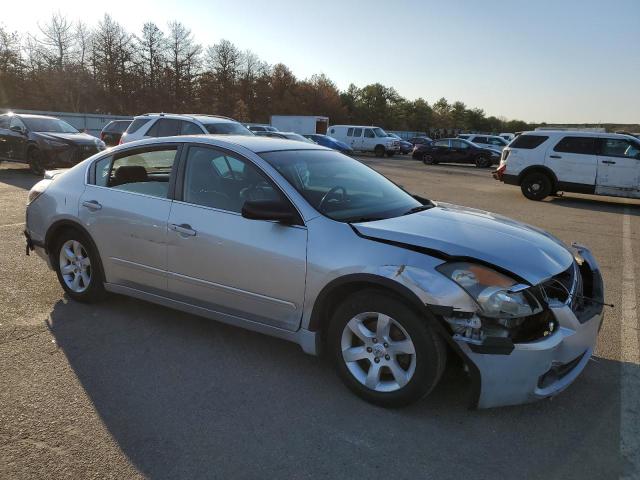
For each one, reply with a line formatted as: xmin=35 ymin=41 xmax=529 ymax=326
xmin=134 ymin=113 xmax=239 ymax=124
xmin=7 ymin=113 xmax=59 ymax=120
xmin=521 ymin=130 xmax=639 ymax=140
xmin=114 ymin=134 xmax=329 ymax=154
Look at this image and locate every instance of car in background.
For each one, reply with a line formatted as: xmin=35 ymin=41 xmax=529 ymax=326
xmin=0 ymin=113 xmax=106 ymax=175
xmin=500 ymin=133 xmax=515 ymax=141
xmin=408 ymin=136 xmax=433 ymax=146
xmin=413 ymin=138 xmax=500 ymax=168
xmin=387 ymin=133 xmax=414 ymax=155
xmin=304 ymin=134 xmax=354 ymax=154
xmin=120 ymin=113 xmax=253 ymax=144
xmin=255 ymin=131 xmax=314 ymax=143
xmin=493 ymin=131 xmax=640 ymax=200
xmin=100 ymin=120 xmax=132 ymax=146
xmin=327 ymin=125 xmax=400 ymax=157
xmin=248 ymin=125 xmax=279 ymax=133
xmin=461 ymin=134 xmax=509 ymax=152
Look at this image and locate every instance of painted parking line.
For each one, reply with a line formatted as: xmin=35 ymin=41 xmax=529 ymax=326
xmin=0 ymin=222 xmax=25 ymax=228
xmin=621 ymin=207 xmax=639 ymax=480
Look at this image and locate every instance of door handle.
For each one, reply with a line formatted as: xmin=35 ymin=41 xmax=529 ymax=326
xmin=81 ymin=200 xmax=102 ymax=211
xmin=602 ymin=160 xmax=616 ymax=165
xmin=549 ymin=155 xmax=562 ymax=159
xmin=169 ymin=223 xmax=197 ymax=237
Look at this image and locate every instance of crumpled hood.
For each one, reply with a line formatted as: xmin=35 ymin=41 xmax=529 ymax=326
xmin=353 ymin=202 xmax=574 ymax=285
xmin=35 ymin=132 xmax=98 ymax=145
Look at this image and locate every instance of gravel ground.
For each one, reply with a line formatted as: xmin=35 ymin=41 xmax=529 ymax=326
xmin=1 ymin=156 xmax=638 ymax=479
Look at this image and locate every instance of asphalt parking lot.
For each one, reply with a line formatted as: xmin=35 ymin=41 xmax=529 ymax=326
xmin=1 ymin=156 xmax=639 ymax=480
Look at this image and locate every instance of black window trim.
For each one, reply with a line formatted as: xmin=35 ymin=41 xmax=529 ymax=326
xmin=174 ymin=143 xmax=305 ymax=227
xmin=87 ymin=143 xmax=183 ymax=200
xmin=552 ymin=136 xmax=598 ymax=155
xmin=597 ymin=137 xmax=640 ymax=160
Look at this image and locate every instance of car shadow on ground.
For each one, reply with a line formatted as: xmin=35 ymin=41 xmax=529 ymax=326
xmin=45 ymin=295 xmax=626 ymax=479
xmin=546 ymin=194 xmax=640 ymax=215
xmin=0 ymin=164 xmax=39 ymax=190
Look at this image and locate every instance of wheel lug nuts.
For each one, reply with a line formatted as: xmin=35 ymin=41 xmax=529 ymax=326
xmin=373 ymin=338 xmax=378 ymax=343
xmin=383 ymin=343 xmax=388 ymax=348
xmin=366 ymin=347 xmax=372 ymax=353
xmin=374 ymin=358 xmax=380 ymax=363
xmin=385 ymin=355 xmax=390 ymax=360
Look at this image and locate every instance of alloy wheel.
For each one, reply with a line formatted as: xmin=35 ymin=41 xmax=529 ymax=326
xmin=340 ymin=312 xmax=417 ymax=392
xmin=59 ymin=239 xmax=92 ymax=293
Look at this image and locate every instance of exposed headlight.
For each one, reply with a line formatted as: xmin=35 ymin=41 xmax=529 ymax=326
xmin=43 ymin=138 xmax=67 ymax=148
xmin=27 ymin=179 xmax=51 ymax=204
xmin=437 ymin=262 xmax=540 ymax=318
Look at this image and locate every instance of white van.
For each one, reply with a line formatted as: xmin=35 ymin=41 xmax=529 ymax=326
xmin=327 ymin=125 xmax=400 ymax=157
xmin=493 ymin=130 xmax=640 ymax=200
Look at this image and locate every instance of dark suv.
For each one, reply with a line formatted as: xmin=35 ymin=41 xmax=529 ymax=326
xmin=0 ymin=113 xmax=106 ymax=174
xmin=100 ymin=120 xmax=132 ymax=146
xmin=412 ymin=138 xmax=501 ymax=168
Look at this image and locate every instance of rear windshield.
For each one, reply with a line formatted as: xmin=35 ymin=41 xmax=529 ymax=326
xmin=509 ymin=135 xmax=549 ymax=149
xmin=105 ymin=121 xmax=131 ymax=133
xmin=203 ymin=122 xmax=253 ymax=135
xmin=126 ymin=118 xmax=151 ymax=134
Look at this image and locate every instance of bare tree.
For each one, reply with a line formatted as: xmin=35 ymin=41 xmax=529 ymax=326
xmin=38 ymin=12 xmax=75 ymax=69
xmin=166 ymin=21 xmax=201 ymax=111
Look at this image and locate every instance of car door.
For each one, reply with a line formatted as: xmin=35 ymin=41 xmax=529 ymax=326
xmin=595 ymin=137 xmax=640 ymax=197
xmin=7 ymin=116 xmax=29 ymax=160
xmin=431 ymin=139 xmax=452 ymax=161
xmin=363 ymin=128 xmax=377 ymax=151
xmin=166 ymin=145 xmax=308 ymax=331
xmin=545 ymin=136 xmax=598 ymax=187
xmin=450 ymin=139 xmax=472 ymax=162
xmin=0 ymin=115 xmax=10 ymax=158
xmin=349 ymin=128 xmax=363 ymax=150
xmin=78 ymin=144 xmax=181 ymax=293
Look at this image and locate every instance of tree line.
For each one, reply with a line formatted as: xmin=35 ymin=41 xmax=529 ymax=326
xmin=0 ymin=13 xmax=536 ymax=133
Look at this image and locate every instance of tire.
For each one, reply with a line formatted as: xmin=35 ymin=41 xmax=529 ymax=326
xmin=422 ymin=153 xmax=435 ymax=165
xmin=328 ymin=289 xmax=447 ymax=408
xmin=386 ymin=151 xmax=395 ymax=158
xmin=520 ymin=171 xmax=552 ymax=201
xmin=28 ymin=148 xmax=44 ymax=176
xmin=53 ymin=229 xmax=105 ymax=303
xmin=374 ymin=145 xmax=385 ymax=158
xmin=475 ymin=155 xmax=492 ymax=168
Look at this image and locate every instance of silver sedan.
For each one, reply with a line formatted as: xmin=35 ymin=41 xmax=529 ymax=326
xmin=24 ymin=135 xmax=604 ymax=408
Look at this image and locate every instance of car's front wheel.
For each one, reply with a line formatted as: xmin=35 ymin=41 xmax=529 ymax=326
xmin=28 ymin=148 xmax=44 ymax=176
xmin=374 ymin=145 xmax=386 ymax=157
xmin=328 ymin=290 xmax=446 ymax=407
xmin=422 ymin=153 xmax=435 ymax=165
xmin=53 ymin=229 xmax=105 ymax=302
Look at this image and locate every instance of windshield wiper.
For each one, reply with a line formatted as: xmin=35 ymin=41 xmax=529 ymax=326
xmin=402 ymin=205 xmax=434 ymax=216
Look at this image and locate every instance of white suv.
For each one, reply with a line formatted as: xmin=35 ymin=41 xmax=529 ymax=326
xmin=494 ymin=130 xmax=640 ymax=200
xmin=460 ymin=134 xmax=509 ymax=152
xmin=120 ymin=113 xmax=253 ymax=144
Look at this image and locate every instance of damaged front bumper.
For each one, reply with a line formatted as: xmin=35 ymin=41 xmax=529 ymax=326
xmin=453 ymin=244 xmax=604 ymax=409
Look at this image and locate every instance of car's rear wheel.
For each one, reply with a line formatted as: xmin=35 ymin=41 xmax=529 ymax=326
xmin=53 ymin=229 xmax=105 ymax=302
xmin=374 ymin=145 xmax=385 ymax=157
xmin=28 ymin=148 xmax=44 ymax=176
xmin=422 ymin=153 xmax=435 ymax=165
xmin=475 ymin=155 xmax=492 ymax=168
xmin=328 ymin=290 xmax=446 ymax=407
xmin=521 ymin=171 xmax=552 ymax=201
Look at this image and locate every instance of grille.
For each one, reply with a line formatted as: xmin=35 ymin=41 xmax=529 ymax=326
xmin=538 ymin=262 xmax=583 ymax=310
xmin=72 ymin=145 xmax=98 ymax=163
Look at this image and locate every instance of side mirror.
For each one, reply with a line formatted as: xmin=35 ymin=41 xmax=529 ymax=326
xmin=242 ymin=199 xmax=298 ymax=225
xmin=10 ymin=125 xmax=25 ymax=134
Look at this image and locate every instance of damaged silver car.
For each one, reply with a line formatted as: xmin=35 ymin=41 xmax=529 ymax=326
xmin=24 ymin=136 xmax=605 ymax=408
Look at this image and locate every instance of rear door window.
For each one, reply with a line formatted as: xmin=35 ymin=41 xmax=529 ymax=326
xmin=347 ymin=128 xmax=354 ymax=136
xmin=473 ymin=136 xmax=488 ymax=144
xmin=553 ymin=136 xmax=597 ymax=155
xmin=352 ymin=128 xmax=363 ymax=138
xmin=509 ymin=135 xmax=549 ymax=149
xmin=147 ymin=119 xmax=182 ymax=137
xmin=599 ymin=138 xmax=640 ymax=158
xmin=126 ymin=118 xmax=151 ymax=134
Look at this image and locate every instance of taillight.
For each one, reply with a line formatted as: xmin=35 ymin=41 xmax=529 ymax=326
xmin=100 ymin=132 xmax=106 ymax=141
xmin=502 ymin=149 xmax=510 ymax=161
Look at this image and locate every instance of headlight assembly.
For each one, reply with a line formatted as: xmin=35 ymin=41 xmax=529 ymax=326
xmin=437 ymin=262 xmax=541 ymax=318
xmin=43 ymin=138 xmax=67 ymax=148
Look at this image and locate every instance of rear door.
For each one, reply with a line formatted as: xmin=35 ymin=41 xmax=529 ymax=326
xmin=595 ymin=137 xmax=640 ymax=197
xmin=545 ymin=136 xmax=598 ymax=187
xmin=449 ymin=139 xmax=472 ymax=162
xmin=79 ymin=144 xmax=180 ymax=293
xmin=146 ymin=119 xmax=182 ymax=139
xmin=0 ymin=115 xmax=10 ymax=158
xmin=350 ymin=127 xmax=363 ymax=150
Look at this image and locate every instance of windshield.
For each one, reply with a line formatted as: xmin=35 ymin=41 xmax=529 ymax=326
xmin=284 ymin=133 xmax=313 ymax=143
xmin=22 ymin=117 xmax=79 ymax=133
xmin=260 ymin=150 xmax=421 ymax=222
xmin=203 ymin=122 xmax=253 ymax=135
xmin=373 ymin=127 xmax=388 ymax=138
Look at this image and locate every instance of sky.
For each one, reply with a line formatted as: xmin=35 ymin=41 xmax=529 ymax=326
xmin=2 ymin=0 xmax=639 ymax=123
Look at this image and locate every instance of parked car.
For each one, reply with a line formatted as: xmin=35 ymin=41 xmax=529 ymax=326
xmin=120 ymin=113 xmax=253 ymax=144
xmin=255 ymin=131 xmax=314 ymax=143
xmin=248 ymin=125 xmax=279 ymax=133
xmin=100 ymin=120 xmax=132 ymax=146
xmin=388 ymin=133 xmax=414 ymax=155
xmin=24 ymin=135 xmax=604 ymax=409
xmin=0 ymin=113 xmax=106 ymax=175
xmin=499 ymin=133 xmax=516 ymax=141
xmin=304 ymin=134 xmax=354 ymax=154
xmin=461 ymin=134 xmax=509 ymax=152
xmin=493 ymin=131 xmax=640 ymax=200
xmin=327 ymin=125 xmax=400 ymax=157
xmin=413 ymin=138 xmax=500 ymax=167
xmin=408 ymin=136 xmax=433 ymax=146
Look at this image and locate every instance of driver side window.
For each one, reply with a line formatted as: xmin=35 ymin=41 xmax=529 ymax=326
xmin=182 ymin=146 xmax=283 ymax=213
